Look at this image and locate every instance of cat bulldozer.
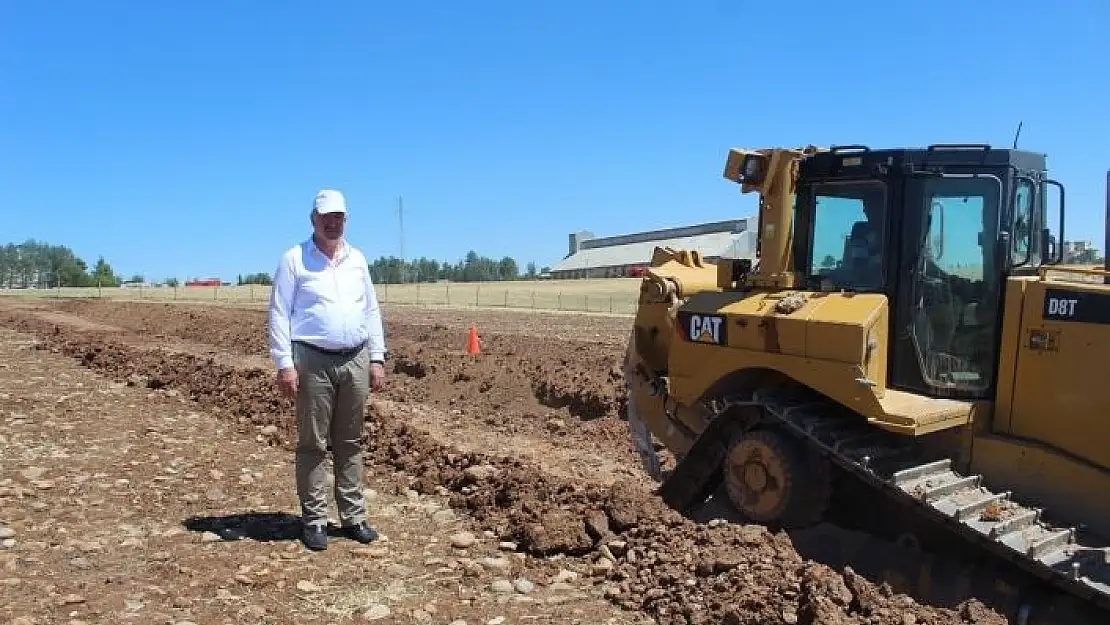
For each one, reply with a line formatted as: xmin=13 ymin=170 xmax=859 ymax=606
xmin=623 ymin=143 xmax=1110 ymax=621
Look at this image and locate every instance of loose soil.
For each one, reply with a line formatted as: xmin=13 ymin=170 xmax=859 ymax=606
xmin=0 ymin=298 xmax=1036 ymax=624
xmin=0 ymin=326 xmax=642 ymax=625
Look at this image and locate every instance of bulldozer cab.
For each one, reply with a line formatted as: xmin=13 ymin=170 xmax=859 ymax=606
xmin=789 ymin=145 xmax=1064 ymax=401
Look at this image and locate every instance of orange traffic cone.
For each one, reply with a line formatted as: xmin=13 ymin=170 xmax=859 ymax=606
xmin=466 ymin=326 xmax=480 ymax=355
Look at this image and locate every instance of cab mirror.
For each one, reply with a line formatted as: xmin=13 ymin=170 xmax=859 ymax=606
xmin=1044 ymin=179 xmax=1065 ymax=264
xmin=928 ymin=200 xmax=946 ymax=260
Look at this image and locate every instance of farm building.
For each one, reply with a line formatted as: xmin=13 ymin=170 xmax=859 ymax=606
xmin=548 ymin=219 xmax=757 ymax=279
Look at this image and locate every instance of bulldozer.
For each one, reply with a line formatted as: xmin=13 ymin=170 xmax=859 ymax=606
xmin=623 ymin=143 xmax=1110 ymax=621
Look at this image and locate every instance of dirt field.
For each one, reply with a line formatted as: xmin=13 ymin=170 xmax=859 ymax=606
xmin=0 ymin=297 xmax=1070 ymax=624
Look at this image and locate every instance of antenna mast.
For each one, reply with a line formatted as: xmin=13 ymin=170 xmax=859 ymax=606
xmin=1012 ymin=121 xmax=1023 ymax=148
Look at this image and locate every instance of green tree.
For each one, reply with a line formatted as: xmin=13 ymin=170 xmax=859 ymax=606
xmin=498 ymin=256 xmax=518 ymax=280
xmin=90 ymin=256 xmax=120 ymax=287
xmin=238 ymin=272 xmax=272 ymax=286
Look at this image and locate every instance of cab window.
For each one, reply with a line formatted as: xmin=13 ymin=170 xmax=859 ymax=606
xmin=808 ymin=181 xmax=887 ymax=291
xmin=1012 ymin=179 xmax=1035 ymax=267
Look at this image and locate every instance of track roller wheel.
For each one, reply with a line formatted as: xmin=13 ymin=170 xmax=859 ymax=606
xmin=723 ymin=427 xmax=831 ymax=528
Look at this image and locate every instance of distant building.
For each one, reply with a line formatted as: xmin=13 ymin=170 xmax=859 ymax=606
xmin=1063 ymin=240 xmax=1100 ymax=264
xmin=186 ymin=278 xmax=221 ymax=287
xmin=548 ymin=219 xmax=756 ymax=279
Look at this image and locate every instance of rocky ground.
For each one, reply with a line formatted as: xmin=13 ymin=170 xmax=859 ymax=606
xmin=0 ymin=297 xmax=1076 ymax=624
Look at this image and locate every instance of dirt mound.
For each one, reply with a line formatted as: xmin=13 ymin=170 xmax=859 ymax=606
xmin=1 ymin=311 xmax=1007 ymax=625
xmin=44 ymin=299 xmax=639 ymax=463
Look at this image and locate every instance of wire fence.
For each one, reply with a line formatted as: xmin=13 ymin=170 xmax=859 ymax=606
xmin=0 ymin=279 xmax=643 ymax=315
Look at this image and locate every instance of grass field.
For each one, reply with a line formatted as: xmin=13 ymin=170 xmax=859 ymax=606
xmin=0 ymin=278 xmax=645 ymax=315
xmin=7 ymin=264 xmax=1106 ymax=316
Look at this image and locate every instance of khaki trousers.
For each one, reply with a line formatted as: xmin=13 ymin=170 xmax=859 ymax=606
xmin=292 ymin=341 xmax=370 ymax=527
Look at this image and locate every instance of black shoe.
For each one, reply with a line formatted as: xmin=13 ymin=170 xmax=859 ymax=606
xmin=342 ymin=521 xmax=379 ymax=544
xmin=302 ymin=524 xmax=328 ymax=551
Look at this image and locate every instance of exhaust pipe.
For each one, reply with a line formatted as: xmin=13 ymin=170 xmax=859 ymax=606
xmin=1104 ymin=169 xmax=1109 ymax=284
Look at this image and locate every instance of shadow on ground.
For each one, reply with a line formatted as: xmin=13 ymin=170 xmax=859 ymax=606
xmin=183 ymin=511 xmax=304 ymax=542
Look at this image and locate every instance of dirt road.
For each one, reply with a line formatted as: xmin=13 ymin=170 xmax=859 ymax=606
xmin=0 ymin=298 xmax=1025 ymax=624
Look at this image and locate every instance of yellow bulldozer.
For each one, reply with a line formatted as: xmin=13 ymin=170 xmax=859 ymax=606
xmin=624 ymin=144 xmax=1110 ymax=621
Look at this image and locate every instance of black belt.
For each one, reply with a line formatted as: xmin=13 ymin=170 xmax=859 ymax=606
xmin=293 ymin=340 xmax=366 ymax=357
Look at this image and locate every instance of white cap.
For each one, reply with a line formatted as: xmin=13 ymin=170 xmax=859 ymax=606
xmin=313 ymin=189 xmax=347 ymax=214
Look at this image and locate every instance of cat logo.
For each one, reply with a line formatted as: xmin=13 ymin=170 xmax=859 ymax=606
xmin=683 ymin=313 xmax=726 ymax=345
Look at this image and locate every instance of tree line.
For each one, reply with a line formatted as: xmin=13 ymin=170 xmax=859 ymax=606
xmin=0 ymin=240 xmax=544 ymax=290
xmin=0 ymin=240 xmax=121 ymax=288
xmin=369 ymin=251 xmax=543 ymax=284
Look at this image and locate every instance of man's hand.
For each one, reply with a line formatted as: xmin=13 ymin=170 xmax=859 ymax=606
xmin=370 ymin=362 xmax=386 ymax=392
xmin=277 ymin=367 xmax=299 ymax=400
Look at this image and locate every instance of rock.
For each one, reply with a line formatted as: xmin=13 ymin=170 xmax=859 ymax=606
xmin=296 ymin=580 xmax=321 ymax=593
xmin=498 ymin=541 xmax=517 ymax=551
xmin=352 ymin=546 xmax=389 ymax=558
xmin=0 ymin=527 xmax=14 ymax=539
xmin=260 ymin=425 xmax=278 ymax=435
xmin=490 ymin=579 xmax=514 ymax=594
xmin=362 ymin=604 xmax=391 ymax=620
xmin=512 ymin=578 xmax=535 ymax=594
xmin=200 ymin=532 xmax=221 ymax=543
xmin=552 ymin=569 xmax=578 ymax=584
xmin=480 ymin=556 xmax=512 ymax=574
xmin=21 ymin=466 xmax=45 ymax=480
xmin=487 ymin=617 xmax=505 ymax=625
xmin=463 ymin=464 xmax=499 ymax=481
xmin=450 ymin=531 xmax=477 ymax=549
xmin=591 ymin=558 xmax=613 ymax=576
xmin=782 ymin=608 xmax=798 ymax=624
xmin=1 ymin=539 xmax=14 ymax=549
xmin=584 ymin=510 xmax=609 ymax=540
xmin=59 ymin=593 xmax=86 ymax=605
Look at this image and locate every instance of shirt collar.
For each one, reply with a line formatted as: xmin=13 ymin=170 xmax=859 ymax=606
xmin=306 ymin=236 xmax=350 ymax=263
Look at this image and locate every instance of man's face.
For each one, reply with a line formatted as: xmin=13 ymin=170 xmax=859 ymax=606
xmin=313 ymin=211 xmax=346 ymax=241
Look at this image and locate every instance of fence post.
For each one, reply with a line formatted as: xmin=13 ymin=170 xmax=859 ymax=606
xmin=445 ymin=283 xmax=450 ymax=306
xmin=416 ymin=282 xmax=421 ymax=304
xmin=98 ymin=280 xmax=102 ymax=298
xmin=558 ymin=291 xmax=562 ymax=310
xmin=610 ymin=295 xmax=613 ymax=313
xmin=531 ymin=291 xmax=535 ymax=309
xmin=504 ymin=290 xmax=508 ymax=307
xmin=585 ymin=294 xmax=589 ymax=312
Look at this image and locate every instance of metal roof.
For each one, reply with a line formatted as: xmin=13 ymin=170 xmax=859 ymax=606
xmin=550 ymin=229 xmax=756 ymax=272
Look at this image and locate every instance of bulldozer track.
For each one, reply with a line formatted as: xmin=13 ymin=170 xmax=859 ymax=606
xmin=719 ymin=386 xmax=1110 ymax=613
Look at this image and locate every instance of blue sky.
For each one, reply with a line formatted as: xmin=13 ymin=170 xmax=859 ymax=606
xmin=1 ymin=1 xmax=1107 ymax=282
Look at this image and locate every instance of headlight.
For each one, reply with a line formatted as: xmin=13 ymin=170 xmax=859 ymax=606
xmin=742 ymin=154 xmax=766 ymax=184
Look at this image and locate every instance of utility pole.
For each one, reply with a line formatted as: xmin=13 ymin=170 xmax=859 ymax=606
xmin=397 ymin=196 xmax=405 ymax=283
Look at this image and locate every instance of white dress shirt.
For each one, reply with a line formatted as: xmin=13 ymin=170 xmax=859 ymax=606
xmin=268 ymin=237 xmax=387 ymax=371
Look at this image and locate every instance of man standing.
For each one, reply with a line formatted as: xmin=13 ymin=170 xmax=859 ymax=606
xmin=268 ymin=188 xmax=387 ymax=551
